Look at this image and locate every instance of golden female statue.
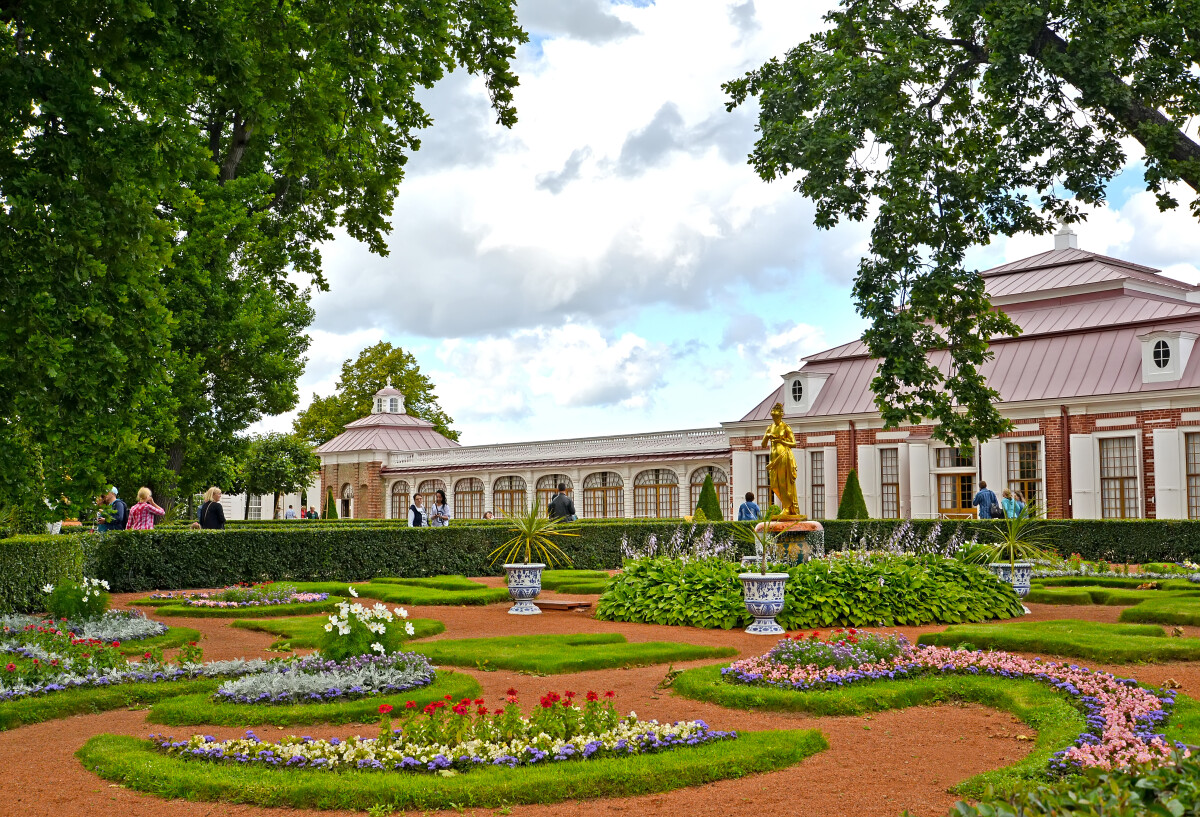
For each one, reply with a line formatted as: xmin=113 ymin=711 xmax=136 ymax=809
xmin=761 ymin=402 xmax=800 ymax=518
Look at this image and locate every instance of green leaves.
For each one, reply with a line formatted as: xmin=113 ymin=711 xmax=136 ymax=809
xmin=727 ymin=0 xmax=1200 ymax=444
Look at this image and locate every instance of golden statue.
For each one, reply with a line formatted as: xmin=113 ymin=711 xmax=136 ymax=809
xmin=761 ymin=402 xmax=801 ymax=518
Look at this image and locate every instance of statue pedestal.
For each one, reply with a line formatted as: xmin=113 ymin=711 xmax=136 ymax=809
xmin=744 ymin=520 xmax=825 ymax=567
xmin=754 ymin=520 xmax=824 ymax=535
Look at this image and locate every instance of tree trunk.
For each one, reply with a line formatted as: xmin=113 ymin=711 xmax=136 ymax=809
xmin=273 ymin=490 xmax=281 ymax=519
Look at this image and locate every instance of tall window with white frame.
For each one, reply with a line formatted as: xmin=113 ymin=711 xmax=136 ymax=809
xmin=390 ymin=481 xmax=410 ymax=521
xmin=935 ymin=446 xmax=975 ymax=518
xmin=755 ymin=454 xmax=771 ymax=509
xmin=1188 ymin=433 xmax=1200 ymax=520
xmin=535 ymin=474 xmax=571 ymax=516
xmin=689 ymin=467 xmax=729 ymax=517
xmin=492 ymin=476 xmax=527 ymax=517
xmin=453 ymin=478 xmax=483 ymax=520
xmin=810 ymin=451 xmax=825 ymax=519
xmin=634 ymin=469 xmax=679 ymax=518
xmin=1006 ymin=442 xmax=1042 ymax=508
xmin=416 ymin=480 xmax=445 ymax=514
xmin=1099 ymin=437 xmax=1140 ymax=519
xmin=247 ymin=494 xmax=262 ymax=521
xmin=583 ymin=472 xmax=623 ymax=518
xmin=879 ymin=448 xmax=900 ymax=518
xmin=340 ymin=483 xmax=353 ymax=519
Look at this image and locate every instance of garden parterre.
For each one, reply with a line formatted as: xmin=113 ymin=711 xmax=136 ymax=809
xmin=213 ymin=652 xmax=434 ymax=705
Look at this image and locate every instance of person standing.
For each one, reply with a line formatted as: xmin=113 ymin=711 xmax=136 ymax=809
xmin=1013 ymin=489 xmax=1027 ymax=518
xmin=198 ymin=486 xmax=227 ymax=530
xmin=306 ymin=506 xmax=319 ymax=519
xmin=972 ymin=481 xmax=1001 ymax=520
xmin=1000 ymin=488 xmax=1019 ymax=519
xmin=97 ymin=487 xmax=128 ymax=532
xmin=430 ymin=490 xmax=452 ymax=527
xmin=737 ymin=491 xmax=761 ymax=521
xmin=548 ymin=483 xmax=576 ymax=521
xmin=284 ymin=505 xmax=297 ymax=519
xmin=409 ymin=494 xmax=429 ymax=527
xmin=127 ymin=487 xmax=166 ymax=530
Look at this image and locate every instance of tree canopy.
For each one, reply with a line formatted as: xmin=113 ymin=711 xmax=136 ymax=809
xmin=1 ymin=0 xmax=524 ymax=516
xmin=244 ymin=433 xmax=320 ymax=519
xmin=726 ymin=0 xmax=1200 ymax=444
xmin=294 ymin=342 xmax=458 ymax=445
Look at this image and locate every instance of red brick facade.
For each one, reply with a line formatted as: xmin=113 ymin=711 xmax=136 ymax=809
xmin=319 ymin=461 xmax=384 ymax=519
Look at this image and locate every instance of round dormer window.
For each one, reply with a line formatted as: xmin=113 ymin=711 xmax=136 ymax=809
xmin=1153 ymin=339 xmax=1171 ymax=369
xmin=791 ymin=379 xmax=804 ymax=402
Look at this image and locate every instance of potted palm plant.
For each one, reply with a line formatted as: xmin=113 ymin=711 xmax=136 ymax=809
xmin=733 ymin=509 xmax=790 ymax=635
xmin=966 ymin=503 xmax=1055 ymax=598
xmin=489 ymin=499 xmax=578 ymax=615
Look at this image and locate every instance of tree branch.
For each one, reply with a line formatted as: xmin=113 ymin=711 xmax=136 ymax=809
xmin=219 ymin=115 xmax=254 ymax=184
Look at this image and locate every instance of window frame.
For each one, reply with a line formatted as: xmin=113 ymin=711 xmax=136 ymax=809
xmin=535 ymin=474 xmax=572 ymax=517
xmin=1005 ymin=439 xmax=1044 ymax=510
xmin=809 ymin=451 xmax=825 ymax=519
xmin=582 ymin=472 xmax=624 ymax=519
xmin=879 ymin=447 xmax=900 ymax=519
xmin=453 ymin=478 xmax=483 ymax=520
xmin=633 ymin=469 xmax=679 ymax=518
xmin=1097 ymin=434 xmax=1141 ymax=519
xmin=1187 ymin=432 xmax=1200 ymax=521
xmin=491 ymin=476 xmax=528 ymax=518
xmin=688 ymin=466 xmax=729 ymax=518
xmin=390 ymin=480 xmax=410 ymax=521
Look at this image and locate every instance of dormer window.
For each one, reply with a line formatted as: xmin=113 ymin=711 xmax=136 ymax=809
xmin=781 ymin=370 xmax=830 ymax=414
xmin=791 ymin=379 xmax=803 ymax=402
xmin=389 ymin=397 xmax=399 ymax=412
xmin=374 ymin=398 xmax=384 ymax=413
xmin=1140 ymin=330 xmax=1196 ymax=384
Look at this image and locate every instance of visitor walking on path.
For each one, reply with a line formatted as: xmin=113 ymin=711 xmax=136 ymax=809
xmin=96 ymin=487 xmax=128 ymax=532
xmin=127 ymin=488 xmax=166 ymax=530
xmin=548 ymin=483 xmax=576 ymax=521
xmin=430 ymin=490 xmax=452 ymax=527
xmin=410 ymin=494 xmax=429 ymax=527
xmin=198 ymin=486 xmax=226 ymax=530
xmin=972 ymin=481 xmax=1001 ymax=520
xmin=284 ymin=505 xmax=297 ymax=519
xmin=737 ymin=491 xmax=761 ymax=521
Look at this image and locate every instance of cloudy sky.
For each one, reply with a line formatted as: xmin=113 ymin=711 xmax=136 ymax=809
xmin=256 ymin=0 xmax=1200 ymax=446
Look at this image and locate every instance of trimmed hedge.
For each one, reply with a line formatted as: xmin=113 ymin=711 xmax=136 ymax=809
xmin=0 ymin=534 xmax=84 ymax=613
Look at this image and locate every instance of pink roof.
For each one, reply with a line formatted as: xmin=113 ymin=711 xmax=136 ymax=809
xmin=317 ymin=413 xmax=460 ymax=454
xmin=744 ymin=248 xmax=1200 ymax=422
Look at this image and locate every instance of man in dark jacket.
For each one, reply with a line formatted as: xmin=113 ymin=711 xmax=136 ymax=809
xmin=547 ymin=483 xmax=576 ymax=521
xmin=98 ymin=487 xmax=128 ymax=532
xmin=972 ymin=481 xmax=1000 ymax=520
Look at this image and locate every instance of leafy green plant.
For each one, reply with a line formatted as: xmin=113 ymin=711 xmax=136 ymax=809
xmin=318 ymin=595 xmax=415 ymax=661
xmin=967 ymin=504 xmax=1057 ymax=569
xmin=488 ymin=499 xmax=577 ymax=568
xmin=46 ymin=578 xmax=110 ymax=620
xmin=324 ymin=488 xmax=338 ymax=520
xmin=836 ymin=470 xmax=868 ymax=519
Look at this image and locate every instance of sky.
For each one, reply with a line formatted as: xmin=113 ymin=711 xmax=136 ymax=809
xmin=254 ymin=0 xmax=1200 ymax=447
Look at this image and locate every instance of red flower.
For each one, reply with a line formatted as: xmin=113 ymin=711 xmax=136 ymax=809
xmin=405 ymin=701 xmax=416 ymax=709
xmin=444 ymin=694 xmax=453 ymax=701
xmin=546 ymin=691 xmax=561 ymax=702
xmin=81 ymin=653 xmax=90 ymax=658
xmin=32 ymin=659 xmax=38 ymax=665
xmin=423 ymin=703 xmax=437 ymax=715
xmin=473 ymin=698 xmax=485 ymax=705
xmin=144 ymin=652 xmax=152 ymax=659
xmin=539 ymin=696 xmax=553 ymax=709
xmin=561 ymin=699 xmax=573 ymax=708
xmin=604 ymin=691 xmax=615 ymax=698
xmin=506 ymin=687 xmax=519 ymax=696
xmin=564 ymin=690 xmax=576 ymax=699
xmin=378 ymin=704 xmax=394 ymax=714
xmin=188 ymin=641 xmax=198 ymax=647
xmin=452 ymin=704 xmax=468 ymax=716
xmin=460 ymin=698 xmax=472 ymax=706
xmin=112 ymin=641 xmax=120 ymax=647
xmin=494 ymin=708 xmax=505 ymax=716
xmin=848 ymin=628 xmax=858 ymax=635
xmin=586 ymin=691 xmax=599 ymax=702
xmin=505 ymin=694 xmax=518 ymax=705
xmin=4 ymin=664 xmax=13 ymax=672
xmin=477 ymin=705 xmax=488 ymax=715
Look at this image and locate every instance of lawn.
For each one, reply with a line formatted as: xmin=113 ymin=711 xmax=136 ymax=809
xmin=917 ymin=619 xmax=1200 ymax=663
xmin=411 ymin=633 xmax=736 ymax=674
xmin=537 ymin=570 xmax=612 ymax=595
xmin=1119 ymin=595 xmax=1200 ymax=626
xmin=230 ymin=615 xmax=445 ymax=651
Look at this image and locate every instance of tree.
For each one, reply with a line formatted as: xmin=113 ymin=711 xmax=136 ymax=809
xmin=243 ymin=434 xmax=320 ymax=520
xmin=725 ymin=0 xmax=1200 ymax=444
xmin=294 ymin=342 xmax=458 ymax=445
xmin=323 ymin=488 xmax=339 ymax=520
xmin=695 ymin=475 xmax=724 ymax=521
xmin=1 ymin=1 xmax=525 ymax=510
xmin=837 ymin=469 xmax=869 ymax=520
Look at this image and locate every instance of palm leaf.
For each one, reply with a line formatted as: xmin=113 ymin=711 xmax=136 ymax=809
xmin=487 ymin=498 xmax=578 ymax=568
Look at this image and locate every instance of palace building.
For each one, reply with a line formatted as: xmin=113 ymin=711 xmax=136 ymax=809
xmin=313 ymin=231 xmax=1200 ymax=522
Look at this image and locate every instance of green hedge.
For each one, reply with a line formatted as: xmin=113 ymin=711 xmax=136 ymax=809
xmin=0 ymin=534 xmax=84 ymax=613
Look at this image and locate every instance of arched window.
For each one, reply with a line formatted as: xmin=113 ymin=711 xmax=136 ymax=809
xmin=454 ymin=477 xmax=484 ymax=519
xmin=535 ymin=474 xmax=572 ymax=516
xmin=492 ymin=476 xmax=528 ymax=517
xmin=689 ymin=467 xmax=729 ymax=518
xmin=583 ymin=472 xmax=624 ymax=518
xmin=340 ymin=483 xmax=353 ymax=519
xmin=390 ymin=480 xmax=410 ymax=521
xmin=634 ymin=469 xmax=679 ymax=518
xmin=417 ymin=479 xmax=446 ymax=511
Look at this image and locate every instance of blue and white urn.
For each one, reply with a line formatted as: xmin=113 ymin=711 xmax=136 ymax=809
xmin=986 ymin=561 xmax=1033 ymax=598
xmin=503 ymin=563 xmax=546 ymax=615
xmin=738 ymin=572 xmax=789 ymax=635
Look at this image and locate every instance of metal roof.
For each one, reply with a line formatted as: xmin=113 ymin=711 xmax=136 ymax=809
xmin=317 ymin=413 xmax=460 ymax=454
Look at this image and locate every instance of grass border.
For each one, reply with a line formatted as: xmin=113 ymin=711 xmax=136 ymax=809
xmin=228 ymin=616 xmax=445 ymax=651
xmin=0 ymin=678 xmax=220 ymax=731
xmin=671 ymin=664 xmax=1083 ymax=798
xmin=113 ymin=626 xmax=203 ymax=655
xmin=915 ymin=619 xmax=1200 ymax=664
xmin=146 ymin=670 xmax=482 ymax=727
xmin=76 ymin=728 xmax=826 ymax=811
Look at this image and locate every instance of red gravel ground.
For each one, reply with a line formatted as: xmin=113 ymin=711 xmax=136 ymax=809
xmin=1 ymin=590 xmax=1189 ymax=817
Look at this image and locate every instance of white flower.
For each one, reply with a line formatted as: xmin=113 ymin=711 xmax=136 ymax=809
xmin=394 ymin=607 xmax=408 ymax=619
xmin=323 ymin=623 xmax=333 ymax=632
xmin=370 ymin=642 xmax=385 ymax=655
xmin=99 ymin=579 xmax=110 ymax=590
xmin=405 ymin=622 xmax=415 ymax=636
xmin=348 ymin=586 xmax=358 ymax=598
xmin=41 ymin=584 xmax=54 ymax=593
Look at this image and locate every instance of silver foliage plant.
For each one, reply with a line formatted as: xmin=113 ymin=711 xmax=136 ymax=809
xmin=214 ymin=651 xmax=435 ymax=705
xmin=0 ymin=610 xmax=167 ymax=642
xmin=619 ymin=523 xmax=739 ymax=563
xmin=838 ymin=521 xmax=975 ymax=559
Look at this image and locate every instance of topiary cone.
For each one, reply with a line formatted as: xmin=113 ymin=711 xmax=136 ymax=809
xmin=837 ymin=469 xmax=869 ymax=519
xmin=695 ymin=474 xmax=724 ymax=521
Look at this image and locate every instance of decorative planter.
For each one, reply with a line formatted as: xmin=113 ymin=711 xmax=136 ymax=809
xmin=738 ymin=572 xmax=789 ymax=635
xmin=986 ymin=561 xmax=1033 ymax=598
xmin=503 ymin=563 xmax=546 ymax=615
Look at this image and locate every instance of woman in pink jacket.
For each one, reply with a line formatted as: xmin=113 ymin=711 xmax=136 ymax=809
xmin=126 ymin=487 xmax=166 ymax=530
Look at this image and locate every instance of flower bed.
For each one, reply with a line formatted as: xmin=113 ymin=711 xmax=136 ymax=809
xmin=2 ymin=610 xmax=168 ymax=643
xmin=149 ymin=582 xmax=329 ymax=609
xmin=151 ymin=689 xmax=735 ymax=773
xmin=724 ymin=634 xmax=1185 ymax=772
xmin=213 ymin=652 xmax=434 ymax=705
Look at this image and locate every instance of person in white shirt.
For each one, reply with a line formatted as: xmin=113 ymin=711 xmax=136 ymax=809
xmin=284 ymin=505 xmax=297 ymax=519
xmin=430 ymin=490 xmax=452 ymax=527
xmin=410 ymin=494 xmax=429 ymax=527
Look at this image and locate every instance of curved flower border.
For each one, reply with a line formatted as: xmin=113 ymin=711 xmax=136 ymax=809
xmin=213 ymin=652 xmax=435 ymax=705
xmin=724 ymin=640 xmax=1186 ymax=772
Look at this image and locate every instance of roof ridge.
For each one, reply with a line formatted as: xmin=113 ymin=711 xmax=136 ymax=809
xmin=980 ymin=249 xmax=1165 ymax=279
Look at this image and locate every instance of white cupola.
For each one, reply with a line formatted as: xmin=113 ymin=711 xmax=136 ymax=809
xmin=371 ymin=381 xmax=407 ymax=414
xmin=781 ymin=370 xmax=831 ymax=414
xmin=1054 ymin=223 xmax=1079 ymax=250
xmin=1139 ymin=330 xmax=1197 ymax=384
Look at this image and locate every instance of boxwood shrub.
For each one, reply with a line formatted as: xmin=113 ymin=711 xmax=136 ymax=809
xmin=594 ymin=554 xmax=1024 ymax=629
xmin=0 ymin=534 xmax=85 ymax=613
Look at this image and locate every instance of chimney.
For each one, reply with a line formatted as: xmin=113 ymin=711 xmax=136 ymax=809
xmin=1054 ymin=223 xmax=1079 ymax=250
